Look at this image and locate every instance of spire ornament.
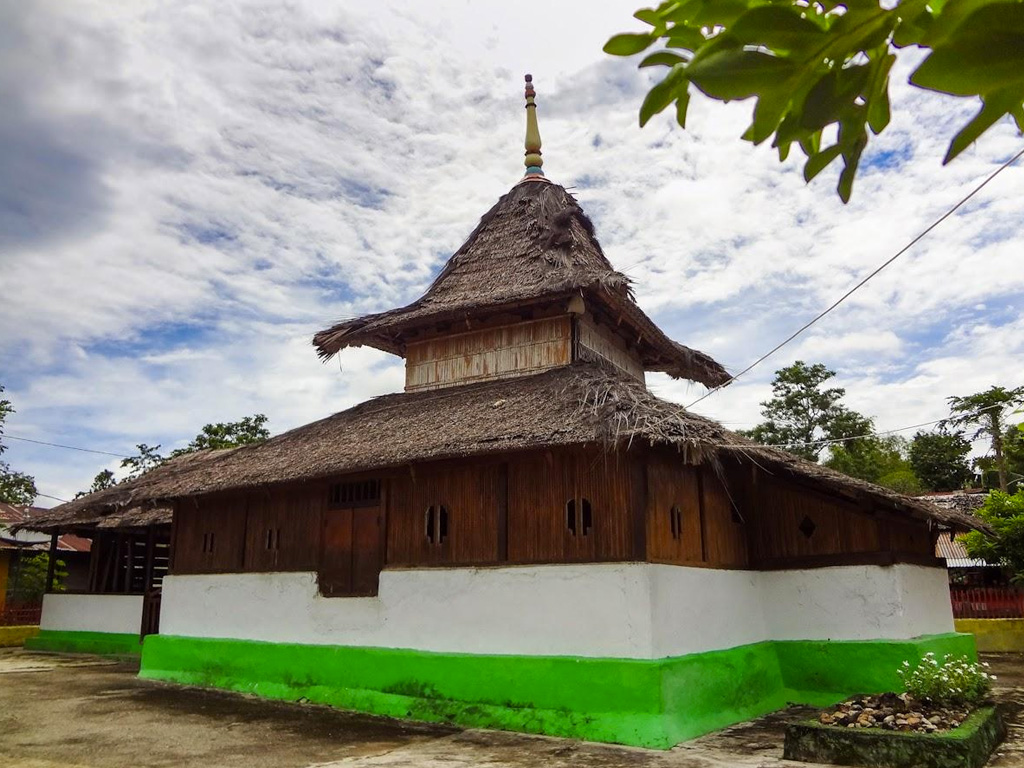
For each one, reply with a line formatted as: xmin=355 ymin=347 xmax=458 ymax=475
xmin=523 ymin=74 xmax=547 ymax=181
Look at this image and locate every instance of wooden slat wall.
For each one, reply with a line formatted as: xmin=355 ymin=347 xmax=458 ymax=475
xmin=700 ymin=469 xmax=748 ymax=567
xmin=173 ymin=497 xmax=247 ymax=574
xmin=244 ymin=488 xmax=323 ymax=572
xmin=404 ymin=316 xmax=572 ymax=391
xmin=387 ymin=463 xmax=504 ymax=566
xmin=645 ymin=455 xmax=747 ymax=567
xmin=507 ymin=450 xmax=634 ymax=563
xmin=575 ymin=314 xmax=645 ymax=381
xmin=742 ymin=474 xmax=880 ymax=564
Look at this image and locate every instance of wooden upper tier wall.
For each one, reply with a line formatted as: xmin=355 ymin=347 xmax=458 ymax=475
xmin=404 ymin=311 xmax=644 ymax=392
xmin=170 ymin=446 xmax=940 ymax=581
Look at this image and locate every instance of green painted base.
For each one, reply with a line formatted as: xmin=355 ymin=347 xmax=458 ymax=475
xmin=139 ymin=632 xmax=976 ymax=749
xmin=25 ymin=630 xmax=142 ymax=657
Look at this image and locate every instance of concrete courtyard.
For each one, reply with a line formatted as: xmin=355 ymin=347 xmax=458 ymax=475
xmin=1 ymin=648 xmax=1022 ymax=768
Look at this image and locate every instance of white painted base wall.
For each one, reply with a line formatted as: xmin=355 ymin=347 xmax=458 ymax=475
xmin=40 ymin=593 xmax=144 ymax=635
xmin=160 ymin=562 xmax=955 ymax=660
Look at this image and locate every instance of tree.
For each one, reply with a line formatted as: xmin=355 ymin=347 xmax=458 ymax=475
xmin=944 ymin=385 xmax=1024 ymax=493
xmin=606 ymin=1 xmax=1024 ymax=202
xmin=0 ymin=383 xmax=37 ymax=505
xmin=7 ymin=553 xmax=67 ymax=603
xmin=825 ymin=434 xmax=922 ymax=493
xmin=741 ymin=360 xmax=869 ymax=461
xmin=168 ymin=414 xmax=269 ymax=457
xmin=909 ymin=430 xmax=974 ymax=491
xmin=74 ymin=469 xmax=118 ymax=499
xmin=1002 ymin=421 xmax=1024 ymax=491
xmin=78 ymin=414 xmax=271 ymax=495
xmin=962 ymin=489 xmax=1024 ymax=582
xmin=120 ymin=443 xmax=166 ymax=481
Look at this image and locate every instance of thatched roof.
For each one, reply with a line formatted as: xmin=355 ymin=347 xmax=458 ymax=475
xmin=27 ymin=362 xmax=981 ymax=534
xmin=313 ymin=181 xmax=730 ymax=388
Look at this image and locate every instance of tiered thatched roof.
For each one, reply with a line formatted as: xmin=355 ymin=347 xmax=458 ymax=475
xmin=313 ymin=181 xmax=730 ymax=388
xmin=26 ymin=362 xmax=982 ymax=533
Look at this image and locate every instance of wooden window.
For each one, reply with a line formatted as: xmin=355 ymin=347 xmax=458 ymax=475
xmin=799 ymin=515 xmax=817 ymax=539
xmin=425 ymin=505 xmax=449 ymax=545
xmin=565 ymin=497 xmax=593 ymax=537
xmin=669 ymin=505 xmax=683 ymax=540
xmin=329 ymin=480 xmax=381 ymax=509
xmin=202 ymin=532 xmax=215 ymax=554
xmin=264 ymin=527 xmax=281 ymax=551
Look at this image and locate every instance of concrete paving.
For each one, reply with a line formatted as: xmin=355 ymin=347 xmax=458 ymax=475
xmin=1 ymin=647 xmax=1022 ymax=767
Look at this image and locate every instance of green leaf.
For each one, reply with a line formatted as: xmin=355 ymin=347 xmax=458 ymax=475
xmin=692 ymin=0 xmax=751 ymax=27
xmin=660 ymin=0 xmax=703 ymax=25
xmin=639 ymin=50 xmax=690 ymax=68
xmin=634 ymin=8 xmax=663 ymax=27
xmin=911 ymin=35 xmax=1024 ymax=96
xmin=800 ymin=65 xmax=871 ymax=131
xmin=866 ymin=53 xmax=896 ymax=133
xmin=837 ymin=127 xmax=868 ymax=203
xmin=749 ymin=88 xmax=792 ymax=144
xmin=687 ymin=49 xmax=797 ymax=101
xmin=665 ymin=27 xmax=707 ymax=50
xmin=604 ymin=33 xmax=658 ymax=56
xmin=945 ymin=89 xmax=1021 ymax=163
xmin=640 ymin=69 xmax=686 ymax=126
xmin=731 ymin=5 xmax=826 ymax=52
xmin=674 ymin=89 xmax=691 ymax=128
xmin=804 ymin=144 xmax=843 ymax=181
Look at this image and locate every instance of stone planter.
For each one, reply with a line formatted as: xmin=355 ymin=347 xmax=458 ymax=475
xmin=783 ymin=705 xmax=1005 ymax=768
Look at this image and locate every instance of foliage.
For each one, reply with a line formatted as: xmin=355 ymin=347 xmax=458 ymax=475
xmin=120 ymin=443 xmax=166 ymax=481
xmin=825 ymin=434 xmax=921 ymax=493
xmin=79 ymin=414 xmax=271 ymax=495
xmin=0 ymin=383 xmax=37 ymax=505
xmin=962 ymin=489 xmax=1024 ymax=580
xmin=8 ymin=553 xmax=67 ymax=603
xmin=897 ymin=653 xmax=993 ymax=707
xmin=74 ymin=469 xmax=118 ymax=499
xmin=909 ymin=430 xmax=974 ymax=491
xmin=741 ymin=360 xmax=872 ymax=461
xmin=168 ymin=414 xmax=269 ymax=457
xmin=1002 ymin=421 xmax=1024 ymax=491
xmin=0 ymin=470 xmax=38 ymax=506
xmin=605 ymin=0 xmax=1024 ymax=202
xmin=945 ymin=386 xmax=1024 ymax=492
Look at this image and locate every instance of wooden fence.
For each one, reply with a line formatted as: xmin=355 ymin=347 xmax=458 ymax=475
xmin=0 ymin=603 xmax=42 ymax=626
xmin=950 ymin=587 xmax=1024 ymax=619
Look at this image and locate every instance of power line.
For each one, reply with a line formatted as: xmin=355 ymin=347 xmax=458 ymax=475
xmin=35 ymin=492 xmax=70 ymax=503
xmin=3 ymin=434 xmax=129 ymax=459
xmin=687 ymin=144 xmax=1024 ymax=409
xmin=728 ymin=402 xmax=1006 ymax=451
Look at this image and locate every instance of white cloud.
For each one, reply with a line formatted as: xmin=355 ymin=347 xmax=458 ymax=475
xmin=1 ymin=0 xmax=1022 ymax=503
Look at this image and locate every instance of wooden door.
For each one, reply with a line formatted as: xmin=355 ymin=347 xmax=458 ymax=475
xmin=319 ymin=505 xmax=383 ymax=597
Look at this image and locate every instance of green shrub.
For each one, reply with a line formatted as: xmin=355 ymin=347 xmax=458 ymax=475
xmin=897 ymin=653 xmax=993 ymax=707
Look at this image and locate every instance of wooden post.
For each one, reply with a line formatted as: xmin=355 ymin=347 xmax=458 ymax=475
xmin=45 ymin=532 xmax=59 ymax=593
xmin=144 ymin=526 xmax=156 ymax=592
xmin=87 ymin=533 xmax=101 ymax=592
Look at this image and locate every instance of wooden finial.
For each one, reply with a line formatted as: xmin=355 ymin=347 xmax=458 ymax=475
xmin=523 ymin=74 xmax=544 ymax=178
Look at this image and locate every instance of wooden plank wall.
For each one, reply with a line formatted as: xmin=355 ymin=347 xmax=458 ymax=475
xmin=387 ymin=463 xmax=504 ymax=566
xmin=645 ymin=454 xmax=747 ymax=568
xmin=721 ymin=460 xmax=936 ymax=568
xmin=575 ymin=314 xmax=645 ymax=381
xmin=168 ymin=448 xmax=939 ymax=577
xmin=173 ymin=490 xmax=320 ymax=574
xmin=404 ymin=316 xmax=572 ymax=391
xmin=507 ymin=450 xmax=634 ymax=563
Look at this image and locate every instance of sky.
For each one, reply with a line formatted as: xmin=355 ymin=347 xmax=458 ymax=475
xmin=2 ymin=0 xmax=1023 ymax=506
